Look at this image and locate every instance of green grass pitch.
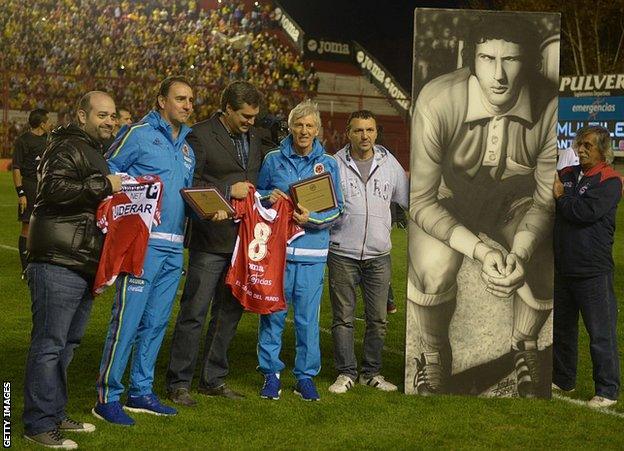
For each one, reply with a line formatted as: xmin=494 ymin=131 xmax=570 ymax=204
xmin=1 ymin=171 xmax=623 ymax=449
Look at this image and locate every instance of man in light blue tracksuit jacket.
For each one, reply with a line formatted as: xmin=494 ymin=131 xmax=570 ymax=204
xmin=327 ymin=110 xmax=408 ymax=395
xmin=256 ymin=100 xmax=343 ymax=401
xmin=93 ymin=77 xmax=195 ymax=425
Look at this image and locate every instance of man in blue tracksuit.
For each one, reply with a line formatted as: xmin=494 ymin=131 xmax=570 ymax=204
xmin=552 ymin=125 xmax=622 ymax=409
xmin=256 ymin=100 xmax=343 ymax=401
xmin=93 ymin=77 xmax=195 ymax=425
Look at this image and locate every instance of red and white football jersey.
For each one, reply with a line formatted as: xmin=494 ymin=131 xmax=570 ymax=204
xmin=93 ymin=174 xmax=163 ymax=295
xmin=226 ymin=189 xmax=304 ymax=314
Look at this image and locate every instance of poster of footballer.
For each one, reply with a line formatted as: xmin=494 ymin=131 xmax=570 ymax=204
xmin=405 ymin=8 xmax=561 ymax=398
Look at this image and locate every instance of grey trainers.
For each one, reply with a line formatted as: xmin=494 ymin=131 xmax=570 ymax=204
xmin=587 ymin=396 xmax=617 ymax=409
xmin=328 ymin=375 xmax=355 ymax=394
xmin=359 ymin=374 xmax=398 ymax=392
xmin=24 ymin=429 xmax=78 ymax=449
xmin=58 ymin=417 xmax=96 ymax=433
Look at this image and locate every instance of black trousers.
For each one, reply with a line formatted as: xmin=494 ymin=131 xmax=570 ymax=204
xmin=553 ymin=272 xmax=620 ymax=399
xmin=166 ymin=250 xmax=243 ymax=390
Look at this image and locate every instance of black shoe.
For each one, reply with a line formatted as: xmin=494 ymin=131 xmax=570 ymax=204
xmin=198 ymin=384 xmax=245 ymax=400
xmin=168 ymin=387 xmax=197 ymax=407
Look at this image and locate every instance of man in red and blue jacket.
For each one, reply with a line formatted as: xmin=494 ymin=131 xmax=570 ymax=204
xmin=553 ymin=125 xmax=622 ymax=409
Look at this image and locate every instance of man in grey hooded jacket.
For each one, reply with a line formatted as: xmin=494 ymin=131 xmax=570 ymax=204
xmin=327 ymin=110 xmax=408 ymax=394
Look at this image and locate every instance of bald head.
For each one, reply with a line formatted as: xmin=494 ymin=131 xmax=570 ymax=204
xmin=76 ymin=91 xmax=116 ymax=142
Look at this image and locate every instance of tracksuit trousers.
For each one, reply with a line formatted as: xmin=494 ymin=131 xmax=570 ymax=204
xmin=258 ymin=261 xmax=325 ymax=379
xmin=97 ymin=244 xmax=183 ymax=403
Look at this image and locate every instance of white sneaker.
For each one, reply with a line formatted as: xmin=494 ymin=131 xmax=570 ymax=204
xmin=551 ymin=383 xmax=575 ymax=393
xmin=359 ymin=374 xmax=398 ymax=392
xmin=328 ymin=374 xmax=354 ymax=394
xmin=587 ymin=396 xmax=617 ymax=409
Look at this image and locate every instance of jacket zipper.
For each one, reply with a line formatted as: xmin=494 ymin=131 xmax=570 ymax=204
xmin=357 ymin=161 xmax=380 ymax=260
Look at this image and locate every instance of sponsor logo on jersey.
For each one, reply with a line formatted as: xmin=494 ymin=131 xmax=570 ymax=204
xmin=112 ymin=202 xmax=153 ymax=220
xmin=249 ymin=275 xmax=273 ymax=286
xmin=579 ymin=184 xmax=589 ymax=195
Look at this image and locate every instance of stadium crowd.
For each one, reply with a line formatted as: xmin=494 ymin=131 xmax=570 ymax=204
xmin=0 ymin=0 xmax=319 ymax=155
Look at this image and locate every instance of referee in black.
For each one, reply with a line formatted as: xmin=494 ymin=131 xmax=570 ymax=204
xmin=12 ymin=109 xmax=53 ymax=275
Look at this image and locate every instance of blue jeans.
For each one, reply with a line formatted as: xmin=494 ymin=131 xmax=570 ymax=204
xmin=328 ymin=253 xmax=391 ymax=379
xmin=23 ymin=263 xmax=93 ymax=435
xmin=553 ymin=272 xmax=620 ymax=399
xmin=166 ymin=250 xmax=243 ymax=390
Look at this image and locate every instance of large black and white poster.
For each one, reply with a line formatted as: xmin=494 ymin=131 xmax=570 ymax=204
xmin=405 ymin=9 xmax=560 ymax=398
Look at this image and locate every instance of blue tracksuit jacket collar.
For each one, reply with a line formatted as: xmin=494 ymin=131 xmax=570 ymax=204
xmin=143 ymin=110 xmax=191 ymax=146
xmin=279 ymin=135 xmax=325 ymax=161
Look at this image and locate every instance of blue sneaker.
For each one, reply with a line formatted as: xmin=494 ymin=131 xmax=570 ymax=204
xmin=294 ymin=378 xmax=320 ymax=401
xmin=92 ymin=401 xmax=135 ymax=426
xmin=260 ymin=373 xmax=281 ymax=400
xmin=124 ymin=393 xmax=177 ymax=416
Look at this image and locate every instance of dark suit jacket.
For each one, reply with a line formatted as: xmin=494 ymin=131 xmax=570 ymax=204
xmin=186 ymin=112 xmax=269 ymax=253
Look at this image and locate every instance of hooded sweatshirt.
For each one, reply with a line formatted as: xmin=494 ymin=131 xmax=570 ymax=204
xmin=330 ymin=144 xmax=408 ymax=260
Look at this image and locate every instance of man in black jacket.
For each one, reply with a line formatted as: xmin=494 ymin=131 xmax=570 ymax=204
xmin=23 ymin=91 xmax=121 ymax=449
xmin=552 ymin=125 xmax=622 ymax=409
xmin=166 ymin=81 xmax=268 ymax=404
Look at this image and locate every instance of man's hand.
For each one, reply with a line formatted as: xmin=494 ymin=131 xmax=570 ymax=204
xmin=479 ymin=249 xmax=506 ymax=280
xmin=293 ymin=203 xmax=310 ymax=225
xmin=553 ymin=171 xmax=564 ymax=199
xmin=269 ymin=188 xmax=289 ymax=205
xmin=210 ymin=210 xmax=230 ymax=222
xmin=106 ymin=174 xmax=122 ymax=193
xmin=483 ymin=252 xmax=526 ymax=298
xmin=18 ymin=196 xmax=27 ymax=214
xmin=230 ymin=181 xmax=252 ymax=199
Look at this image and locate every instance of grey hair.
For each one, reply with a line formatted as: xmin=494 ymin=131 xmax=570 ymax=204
xmin=288 ymin=99 xmax=321 ymax=130
xmin=573 ymin=125 xmax=613 ymax=163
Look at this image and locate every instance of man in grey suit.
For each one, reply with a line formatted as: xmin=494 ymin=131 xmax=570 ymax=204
xmin=166 ymin=81 xmax=268 ymax=405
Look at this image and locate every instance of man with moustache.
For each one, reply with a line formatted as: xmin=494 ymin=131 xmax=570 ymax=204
xmin=553 ymin=125 xmax=622 ymax=409
xmin=408 ymin=14 xmax=557 ymax=397
xmin=94 ymin=77 xmax=195 ymax=425
xmin=24 ymin=91 xmax=121 ymax=449
xmin=166 ymin=81 xmax=268 ymax=405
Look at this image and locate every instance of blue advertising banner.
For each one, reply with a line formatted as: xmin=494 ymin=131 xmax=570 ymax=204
xmin=558 ymin=96 xmax=624 ymax=121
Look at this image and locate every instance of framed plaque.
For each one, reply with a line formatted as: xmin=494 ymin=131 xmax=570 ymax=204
xmin=289 ymin=172 xmax=337 ymax=213
xmin=180 ymin=187 xmax=234 ymax=219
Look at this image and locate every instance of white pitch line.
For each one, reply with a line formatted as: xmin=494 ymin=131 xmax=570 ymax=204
xmin=552 ymin=393 xmax=624 ymax=418
xmin=0 ymin=244 xmax=18 ymax=251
